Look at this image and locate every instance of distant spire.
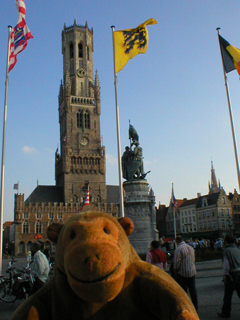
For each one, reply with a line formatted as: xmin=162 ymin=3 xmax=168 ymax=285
xmin=209 ymin=161 xmax=220 ymax=194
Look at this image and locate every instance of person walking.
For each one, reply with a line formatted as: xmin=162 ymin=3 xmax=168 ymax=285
xmin=217 ymin=235 xmax=240 ymax=318
xmin=31 ymin=241 xmax=50 ymax=295
xmin=146 ymin=240 xmax=168 ymax=271
xmin=173 ymin=235 xmax=198 ymax=312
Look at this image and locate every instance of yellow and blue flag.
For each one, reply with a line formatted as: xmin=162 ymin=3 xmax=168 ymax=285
xmin=113 ymin=18 xmax=157 ymax=73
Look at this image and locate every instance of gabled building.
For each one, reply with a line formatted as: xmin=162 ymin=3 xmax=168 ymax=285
xmin=228 ymin=189 xmax=240 ymax=236
xmin=179 ymin=198 xmax=198 ymax=234
xmin=196 ymin=188 xmax=232 ymax=238
xmin=165 ymin=199 xmax=184 ymax=237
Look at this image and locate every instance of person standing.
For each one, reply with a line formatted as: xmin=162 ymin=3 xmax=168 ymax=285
xmin=31 ymin=241 xmax=50 ymax=295
xmin=173 ymin=235 xmax=198 ymax=312
xmin=146 ymin=240 xmax=168 ymax=271
xmin=218 ymin=235 xmax=240 ymax=318
xmin=27 ymin=250 xmax=32 ymax=262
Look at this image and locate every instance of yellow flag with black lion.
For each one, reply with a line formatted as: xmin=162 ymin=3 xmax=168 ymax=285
xmin=113 ymin=18 xmax=157 ymax=73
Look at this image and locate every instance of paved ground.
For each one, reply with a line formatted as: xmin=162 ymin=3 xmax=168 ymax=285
xmin=0 ymin=257 xmax=239 ymax=319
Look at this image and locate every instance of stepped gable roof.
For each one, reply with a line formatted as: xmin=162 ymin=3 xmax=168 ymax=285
xmin=25 ymin=185 xmax=64 ymax=205
xmin=107 ymin=185 xmax=119 ymax=204
xmin=196 ymin=191 xmax=220 ymax=208
xmin=179 ymin=198 xmax=199 ymax=208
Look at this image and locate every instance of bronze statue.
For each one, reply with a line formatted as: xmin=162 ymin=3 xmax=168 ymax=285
xmin=122 ymin=123 xmax=150 ymax=181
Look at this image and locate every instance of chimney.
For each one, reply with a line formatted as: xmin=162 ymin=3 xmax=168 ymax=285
xmin=197 ymin=193 xmax=201 ymax=198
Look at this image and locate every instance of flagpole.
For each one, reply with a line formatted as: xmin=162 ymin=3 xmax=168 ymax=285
xmin=0 ymin=26 xmax=12 ymax=275
xmin=111 ymin=26 xmax=125 ymax=218
xmin=217 ymin=28 xmax=240 ymax=192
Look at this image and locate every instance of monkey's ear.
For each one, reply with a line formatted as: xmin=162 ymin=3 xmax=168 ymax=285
xmin=47 ymin=223 xmax=64 ymax=244
xmin=27 ymin=306 xmax=39 ymax=320
xmin=118 ymin=217 xmax=134 ymax=237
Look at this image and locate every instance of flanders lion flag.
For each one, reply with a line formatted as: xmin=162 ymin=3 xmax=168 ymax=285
xmin=113 ymin=18 xmax=157 ymax=73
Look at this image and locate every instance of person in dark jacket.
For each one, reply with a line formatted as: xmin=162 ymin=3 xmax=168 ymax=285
xmin=218 ymin=235 xmax=240 ymax=318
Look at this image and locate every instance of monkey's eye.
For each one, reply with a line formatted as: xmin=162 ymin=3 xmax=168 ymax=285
xmin=70 ymin=231 xmax=76 ymax=240
xmin=103 ymin=227 xmax=110 ymax=234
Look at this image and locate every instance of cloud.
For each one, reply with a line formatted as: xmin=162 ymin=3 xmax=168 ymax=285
xmin=106 ymin=154 xmax=117 ymax=165
xmin=22 ymin=146 xmax=37 ymax=155
xmin=44 ymin=147 xmax=54 ymax=154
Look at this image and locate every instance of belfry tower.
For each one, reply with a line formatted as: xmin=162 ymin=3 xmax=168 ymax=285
xmin=55 ymin=20 xmax=107 ymax=205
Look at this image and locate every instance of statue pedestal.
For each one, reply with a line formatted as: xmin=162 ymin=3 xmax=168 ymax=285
xmin=123 ymin=180 xmax=156 ymax=255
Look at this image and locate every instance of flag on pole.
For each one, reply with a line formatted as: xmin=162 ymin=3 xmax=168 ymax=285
xmin=171 ymin=184 xmax=177 ymax=212
xmin=13 ymin=183 xmax=19 ymax=190
xmin=218 ymin=34 xmax=240 ymax=76
xmin=113 ymin=18 xmax=157 ymax=73
xmin=8 ymin=0 xmax=33 ymax=72
xmin=79 ymin=189 xmax=90 ymax=211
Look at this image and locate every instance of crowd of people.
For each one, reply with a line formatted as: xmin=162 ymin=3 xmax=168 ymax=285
xmin=146 ymin=235 xmax=240 ymax=318
xmin=162 ymin=237 xmax=228 ymax=252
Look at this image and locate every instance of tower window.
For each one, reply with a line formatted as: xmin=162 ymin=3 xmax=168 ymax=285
xmin=23 ymin=220 xmax=29 ymax=234
xmin=70 ymin=43 xmax=74 ymax=59
xmin=77 ymin=111 xmax=83 ymax=128
xmin=35 ymin=220 xmax=42 ymax=234
xmin=78 ymin=43 xmax=83 ymax=58
xmin=84 ymin=111 xmax=90 ymax=129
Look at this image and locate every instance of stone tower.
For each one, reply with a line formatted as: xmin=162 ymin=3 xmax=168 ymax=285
xmin=55 ymin=20 xmax=107 ymax=205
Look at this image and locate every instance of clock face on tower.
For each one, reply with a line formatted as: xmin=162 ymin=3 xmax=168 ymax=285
xmin=77 ymin=68 xmax=86 ymax=78
xmin=80 ymin=136 xmax=89 ymax=146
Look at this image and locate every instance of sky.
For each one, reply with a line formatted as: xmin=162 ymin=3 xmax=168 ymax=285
xmin=1 ymin=0 xmax=240 ymax=222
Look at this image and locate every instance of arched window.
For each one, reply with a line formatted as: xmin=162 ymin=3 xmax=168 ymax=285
xmin=19 ymin=241 xmax=25 ymax=254
xmin=69 ymin=43 xmax=74 ymax=59
xmin=78 ymin=43 xmax=83 ymax=58
xmin=23 ymin=220 xmax=29 ymax=234
xmin=77 ymin=110 xmax=83 ymax=128
xmin=36 ymin=220 xmax=42 ymax=234
xmin=84 ymin=111 xmax=90 ymax=129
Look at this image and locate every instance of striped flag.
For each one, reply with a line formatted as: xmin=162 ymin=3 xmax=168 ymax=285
xmin=171 ymin=184 xmax=177 ymax=212
xmin=218 ymin=34 xmax=240 ymax=76
xmin=79 ymin=189 xmax=90 ymax=211
xmin=8 ymin=0 xmax=33 ymax=72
